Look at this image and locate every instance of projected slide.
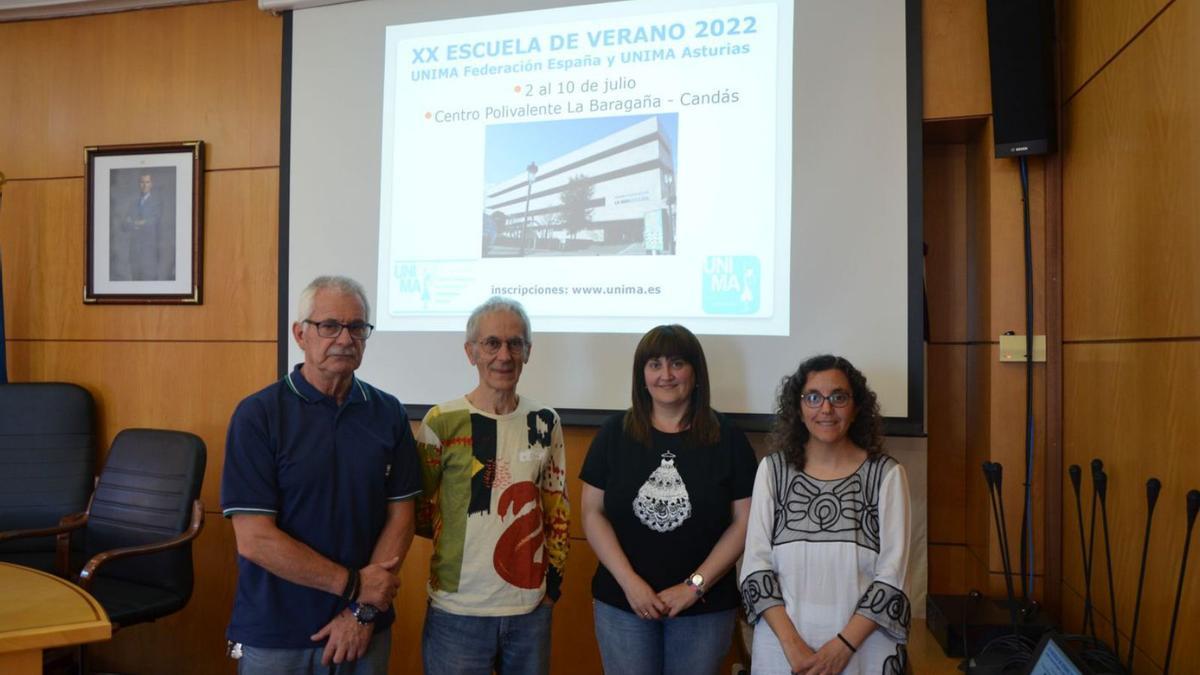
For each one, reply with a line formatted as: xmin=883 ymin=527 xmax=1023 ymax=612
xmin=377 ymin=0 xmax=792 ymax=335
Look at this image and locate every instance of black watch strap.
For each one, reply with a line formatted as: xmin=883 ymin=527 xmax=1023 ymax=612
xmin=351 ymin=602 xmax=379 ymax=625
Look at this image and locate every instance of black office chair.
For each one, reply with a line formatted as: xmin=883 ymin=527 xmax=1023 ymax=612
xmin=0 ymin=382 xmax=95 ymax=573
xmin=0 ymin=428 xmax=207 ymax=629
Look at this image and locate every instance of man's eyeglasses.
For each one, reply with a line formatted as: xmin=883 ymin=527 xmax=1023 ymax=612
xmin=800 ymin=391 xmax=853 ymax=409
xmin=303 ymin=319 xmax=374 ymax=340
xmin=476 ymin=336 xmax=528 ymax=355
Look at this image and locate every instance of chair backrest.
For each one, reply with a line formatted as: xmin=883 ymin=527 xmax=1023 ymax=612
xmin=86 ymin=428 xmax=206 ymax=596
xmin=0 ymin=383 xmax=95 ymax=554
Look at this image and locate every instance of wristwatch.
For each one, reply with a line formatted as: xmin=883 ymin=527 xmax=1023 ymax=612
xmin=350 ymin=602 xmax=379 ymax=625
xmin=685 ymin=572 xmax=706 ymax=596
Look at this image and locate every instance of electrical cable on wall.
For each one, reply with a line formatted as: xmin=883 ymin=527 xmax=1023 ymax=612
xmin=985 ymin=0 xmax=1056 ymax=613
xmin=1018 ymin=155 xmax=1035 ymax=603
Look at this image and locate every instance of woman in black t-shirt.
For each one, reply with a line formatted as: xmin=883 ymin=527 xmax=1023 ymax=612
xmin=580 ymin=324 xmax=757 ymax=675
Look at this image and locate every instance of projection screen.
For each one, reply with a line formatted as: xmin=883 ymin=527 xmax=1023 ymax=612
xmin=283 ymin=0 xmax=923 ymax=432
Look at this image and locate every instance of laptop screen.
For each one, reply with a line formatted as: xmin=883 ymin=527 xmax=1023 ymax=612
xmin=1026 ymin=636 xmax=1085 ymax=675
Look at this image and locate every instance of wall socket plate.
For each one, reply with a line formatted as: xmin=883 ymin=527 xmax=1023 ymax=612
xmin=999 ymin=334 xmax=1046 ymax=362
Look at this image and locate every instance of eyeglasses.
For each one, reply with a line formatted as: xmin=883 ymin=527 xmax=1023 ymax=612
xmin=476 ymin=336 xmax=528 ymax=355
xmin=303 ymin=319 xmax=374 ymax=340
xmin=800 ymin=391 xmax=853 ymax=408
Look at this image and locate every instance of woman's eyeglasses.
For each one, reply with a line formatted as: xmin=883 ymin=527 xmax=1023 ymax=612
xmin=800 ymin=391 xmax=853 ymax=408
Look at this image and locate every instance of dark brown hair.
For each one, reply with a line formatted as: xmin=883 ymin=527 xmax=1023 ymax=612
xmin=771 ymin=354 xmax=883 ymax=470
xmin=624 ymin=324 xmax=720 ymax=447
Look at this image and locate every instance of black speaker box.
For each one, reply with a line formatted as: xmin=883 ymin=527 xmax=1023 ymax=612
xmin=925 ymin=593 xmax=1055 ymax=658
xmin=986 ymin=0 xmax=1057 ymax=157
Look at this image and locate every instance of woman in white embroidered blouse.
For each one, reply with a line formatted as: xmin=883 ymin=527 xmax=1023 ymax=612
xmin=740 ymin=355 xmax=911 ymax=675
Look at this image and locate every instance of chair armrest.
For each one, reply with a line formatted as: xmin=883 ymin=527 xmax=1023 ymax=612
xmin=0 ymin=511 xmax=88 ymax=543
xmin=76 ymin=500 xmax=205 ymax=591
xmin=56 ymin=511 xmax=90 ymax=575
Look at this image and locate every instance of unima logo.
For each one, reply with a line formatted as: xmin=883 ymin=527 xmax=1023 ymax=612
xmin=702 ymin=255 xmax=761 ymax=315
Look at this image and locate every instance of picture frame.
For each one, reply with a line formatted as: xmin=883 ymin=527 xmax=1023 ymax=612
xmin=84 ymin=141 xmax=205 ymax=304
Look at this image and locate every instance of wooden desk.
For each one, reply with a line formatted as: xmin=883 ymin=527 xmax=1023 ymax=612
xmin=0 ymin=562 xmax=111 ymax=675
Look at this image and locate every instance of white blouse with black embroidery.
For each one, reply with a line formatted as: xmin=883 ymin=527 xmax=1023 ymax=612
xmin=739 ymin=452 xmax=912 ymax=675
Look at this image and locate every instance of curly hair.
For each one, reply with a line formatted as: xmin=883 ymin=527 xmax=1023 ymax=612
xmin=771 ymin=354 xmax=884 ymax=470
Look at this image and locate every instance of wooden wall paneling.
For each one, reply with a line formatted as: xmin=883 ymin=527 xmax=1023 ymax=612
xmin=987 ymin=352 xmax=1047 ymax=580
xmin=964 ymin=345 xmax=992 ymax=571
xmin=1061 ymin=0 xmax=1172 ymax=99
xmin=0 ymin=178 xmax=82 ymax=337
xmin=924 ymin=118 xmax=988 ymax=145
xmin=980 ymin=572 xmax=1047 ymax=602
xmin=1058 ymin=582 xmax=1090 ymax=637
xmin=1063 ymin=0 xmax=1200 ymax=342
xmin=924 ymin=143 xmax=969 ymax=343
xmin=90 ymin=514 xmax=239 ymax=674
xmin=5 ymin=340 xmax=277 ymax=510
xmin=0 ymin=169 xmax=278 ymax=342
xmin=985 ymin=155 xmax=1047 ymax=340
xmin=1059 ymin=475 xmax=1090 ymax=636
xmin=1061 ymin=584 xmax=1165 ymax=674
xmin=962 ymin=540 xmax=990 ymax=595
xmin=965 ymin=122 xmax=993 ymax=343
xmin=1060 ymin=344 xmax=1119 ymax=637
xmin=0 ymin=3 xmax=282 ymax=675
xmin=927 ymin=344 xmax=967 ymax=544
xmin=1060 ymin=9 xmax=1200 ymax=665
xmin=550 ymin=539 xmax=605 ymax=675
xmin=1042 ymin=134 xmax=1064 ymax=620
xmin=909 ymin=619 xmax=966 ymax=675
xmin=199 ymin=169 xmax=281 ymax=339
xmin=1063 ymin=342 xmax=1200 ymax=673
xmin=745 ymin=431 xmax=770 ymax=461
xmin=928 ymin=544 xmax=970 ymax=595
xmin=0 ymin=0 xmax=281 ymax=178
xmin=920 ymin=0 xmax=1059 ymax=617
xmin=922 ymin=0 xmax=992 ymax=120
xmin=564 ymin=425 xmax=597 ymax=539
xmin=390 ymin=537 xmax=434 ymax=675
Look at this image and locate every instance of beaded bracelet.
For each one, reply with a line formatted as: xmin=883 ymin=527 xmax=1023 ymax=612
xmin=338 ymin=566 xmax=360 ymax=610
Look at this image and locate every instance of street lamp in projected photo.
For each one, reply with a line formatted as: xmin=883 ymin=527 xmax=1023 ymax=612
xmin=520 ymin=161 xmax=538 ymax=257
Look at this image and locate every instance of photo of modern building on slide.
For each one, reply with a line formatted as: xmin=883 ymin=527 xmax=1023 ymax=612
xmin=481 ymin=113 xmax=678 ymax=257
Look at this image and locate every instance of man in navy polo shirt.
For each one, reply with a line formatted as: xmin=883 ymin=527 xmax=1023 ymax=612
xmin=221 ymin=275 xmax=421 ymax=674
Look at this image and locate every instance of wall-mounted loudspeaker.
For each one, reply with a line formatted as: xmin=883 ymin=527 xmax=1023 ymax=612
xmin=986 ymin=0 xmax=1056 ymax=157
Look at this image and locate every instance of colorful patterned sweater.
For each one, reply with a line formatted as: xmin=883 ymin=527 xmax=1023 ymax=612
xmin=415 ymin=395 xmax=569 ymax=616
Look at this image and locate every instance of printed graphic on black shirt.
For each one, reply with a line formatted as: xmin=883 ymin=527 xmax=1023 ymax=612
xmin=632 ymin=450 xmax=692 ymax=532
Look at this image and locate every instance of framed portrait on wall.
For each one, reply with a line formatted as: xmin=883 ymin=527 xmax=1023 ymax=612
xmin=84 ymin=141 xmax=204 ymax=304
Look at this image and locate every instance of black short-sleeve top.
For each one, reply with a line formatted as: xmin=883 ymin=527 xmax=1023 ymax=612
xmin=580 ymin=411 xmax=757 ymax=615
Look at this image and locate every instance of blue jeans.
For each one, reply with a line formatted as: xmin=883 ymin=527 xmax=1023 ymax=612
xmin=422 ymin=602 xmax=553 ymax=675
xmin=592 ymin=600 xmax=735 ymax=675
xmin=236 ymin=628 xmax=391 ymax=675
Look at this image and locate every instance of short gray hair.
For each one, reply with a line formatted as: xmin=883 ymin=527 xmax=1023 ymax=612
xmin=465 ymin=296 xmax=531 ymax=344
xmin=297 ymin=276 xmax=371 ymax=323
